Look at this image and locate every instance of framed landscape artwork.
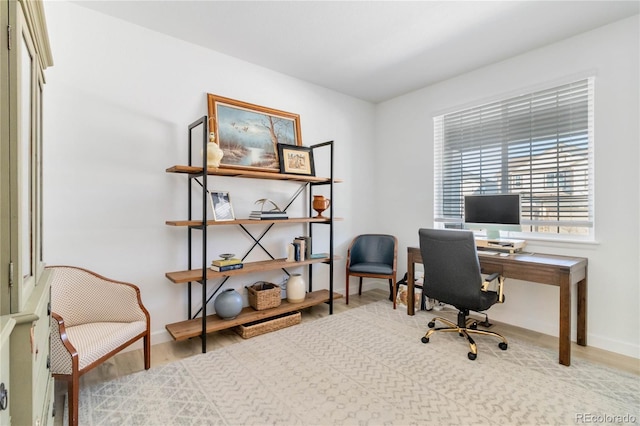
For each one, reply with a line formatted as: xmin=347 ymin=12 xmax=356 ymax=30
xmin=207 ymin=94 xmax=302 ymax=172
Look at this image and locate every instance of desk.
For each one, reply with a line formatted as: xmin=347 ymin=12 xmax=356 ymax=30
xmin=406 ymin=247 xmax=588 ymax=366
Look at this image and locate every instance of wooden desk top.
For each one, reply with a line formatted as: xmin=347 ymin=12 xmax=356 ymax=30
xmin=408 ymin=246 xmax=587 ymax=287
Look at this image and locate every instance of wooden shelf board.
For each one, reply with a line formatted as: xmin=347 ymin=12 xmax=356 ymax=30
xmin=166 ymin=165 xmax=342 ymax=183
xmin=165 ymin=217 xmax=343 ymax=226
xmin=165 ymin=289 xmax=342 ymax=341
xmin=166 ymin=257 xmax=339 ymax=284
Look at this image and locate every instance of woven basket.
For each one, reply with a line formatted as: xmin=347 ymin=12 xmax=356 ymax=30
xmin=246 ymin=281 xmax=282 ymax=310
xmin=233 ymin=311 xmax=301 ymax=339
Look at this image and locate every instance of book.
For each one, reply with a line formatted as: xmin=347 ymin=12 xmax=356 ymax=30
xmin=309 ymin=253 xmax=329 ymax=259
xmin=249 ymin=210 xmax=289 ymax=220
xmin=297 ymin=236 xmax=311 ymax=259
xmin=249 ymin=216 xmax=289 ymax=220
xmin=293 ymin=238 xmax=306 ymax=261
xmin=211 ymin=258 xmax=242 ymax=267
xmin=210 ymin=263 xmax=244 ymax=272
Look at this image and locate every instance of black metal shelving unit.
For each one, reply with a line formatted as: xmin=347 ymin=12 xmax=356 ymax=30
xmin=171 ymin=116 xmax=338 ymax=352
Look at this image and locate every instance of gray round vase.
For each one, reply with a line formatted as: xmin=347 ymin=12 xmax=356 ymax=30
xmin=214 ymin=288 xmax=243 ymax=319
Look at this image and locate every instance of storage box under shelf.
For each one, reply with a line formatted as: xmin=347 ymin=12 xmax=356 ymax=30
xmin=233 ymin=311 xmax=301 ymax=339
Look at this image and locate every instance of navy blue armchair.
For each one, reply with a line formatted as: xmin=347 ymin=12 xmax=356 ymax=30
xmin=345 ymin=234 xmax=398 ymax=307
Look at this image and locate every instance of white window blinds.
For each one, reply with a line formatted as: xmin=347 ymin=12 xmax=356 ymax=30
xmin=434 ymin=78 xmax=594 ymax=237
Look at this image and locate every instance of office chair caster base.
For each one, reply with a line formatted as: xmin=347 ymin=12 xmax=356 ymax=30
xmin=421 ymin=337 xmax=429 ymax=344
xmin=468 ymin=352 xmax=477 ymax=360
xmin=499 ymin=342 xmax=508 ymax=350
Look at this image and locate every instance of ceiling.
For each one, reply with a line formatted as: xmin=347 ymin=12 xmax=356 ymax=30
xmin=74 ymin=1 xmax=639 ymax=103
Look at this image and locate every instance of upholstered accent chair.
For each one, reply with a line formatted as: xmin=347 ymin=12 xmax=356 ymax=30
xmin=345 ymin=234 xmax=398 ymax=307
xmin=48 ymin=266 xmax=151 ymax=426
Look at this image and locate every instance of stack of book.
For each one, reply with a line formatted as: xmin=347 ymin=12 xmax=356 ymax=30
xmin=249 ymin=210 xmax=288 ymax=220
xmin=292 ymin=236 xmax=311 ymax=261
xmin=210 ymin=257 xmax=243 ymax=272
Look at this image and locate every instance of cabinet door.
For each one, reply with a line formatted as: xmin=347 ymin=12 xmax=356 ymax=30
xmin=9 ymin=0 xmax=45 ymax=313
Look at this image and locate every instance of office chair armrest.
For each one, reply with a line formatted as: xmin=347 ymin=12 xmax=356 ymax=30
xmin=482 ymin=273 xmax=505 ymax=303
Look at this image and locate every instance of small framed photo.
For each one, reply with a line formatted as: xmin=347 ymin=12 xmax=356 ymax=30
xmin=209 ymin=190 xmax=235 ymax=221
xmin=277 ymin=144 xmax=315 ymax=176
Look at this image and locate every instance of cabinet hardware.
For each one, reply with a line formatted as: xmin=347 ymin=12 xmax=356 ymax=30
xmin=0 ymin=383 xmax=7 ymax=410
xmin=8 ymin=262 xmax=13 ymax=287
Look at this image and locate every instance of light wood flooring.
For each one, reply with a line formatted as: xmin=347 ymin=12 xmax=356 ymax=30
xmin=53 ymin=288 xmax=639 ymax=425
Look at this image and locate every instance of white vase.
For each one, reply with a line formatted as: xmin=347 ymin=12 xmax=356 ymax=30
xmin=286 ymin=274 xmax=306 ymax=303
xmin=202 ymin=140 xmax=224 ymax=169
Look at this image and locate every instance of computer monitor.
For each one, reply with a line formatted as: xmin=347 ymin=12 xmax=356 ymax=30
xmin=464 ymin=194 xmax=521 ymax=240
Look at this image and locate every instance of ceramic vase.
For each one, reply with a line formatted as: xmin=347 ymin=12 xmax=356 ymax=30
xmin=312 ymin=195 xmax=331 ymax=218
xmin=202 ymin=140 xmax=224 ymax=169
xmin=214 ymin=288 xmax=243 ymax=319
xmin=286 ymin=274 xmax=306 ymax=303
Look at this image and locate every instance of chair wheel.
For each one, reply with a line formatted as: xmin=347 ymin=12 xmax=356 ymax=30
xmin=421 ymin=337 xmax=429 ymax=344
xmin=468 ymin=352 xmax=477 ymax=360
xmin=470 ymin=322 xmax=478 ymax=330
xmin=499 ymin=342 xmax=508 ymax=350
xmin=428 ymin=321 xmax=435 ymax=328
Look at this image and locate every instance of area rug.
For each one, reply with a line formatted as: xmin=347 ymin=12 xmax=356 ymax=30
xmin=69 ymin=301 xmax=639 ymax=425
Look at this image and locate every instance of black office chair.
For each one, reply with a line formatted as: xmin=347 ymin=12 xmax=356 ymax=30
xmin=345 ymin=234 xmax=398 ymax=307
xmin=418 ymin=228 xmax=508 ymax=360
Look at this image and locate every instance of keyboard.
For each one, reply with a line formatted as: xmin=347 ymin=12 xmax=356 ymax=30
xmin=477 ymin=250 xmax=499 ymax=256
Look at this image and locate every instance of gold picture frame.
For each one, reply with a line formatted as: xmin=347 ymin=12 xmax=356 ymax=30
xmin=207 ymin=94 xmax=302 ymax=172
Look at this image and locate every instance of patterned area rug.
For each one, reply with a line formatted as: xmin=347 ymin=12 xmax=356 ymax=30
xmin=69 ymin=301 xmax=639 ymax=425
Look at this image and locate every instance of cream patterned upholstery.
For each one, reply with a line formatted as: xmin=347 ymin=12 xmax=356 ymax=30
xmin=48 ymin=266 xmax=151 ymax=426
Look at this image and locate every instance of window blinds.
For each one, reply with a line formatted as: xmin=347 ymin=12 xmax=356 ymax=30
xmin=434 ymin=78 xmax=594 ymax=236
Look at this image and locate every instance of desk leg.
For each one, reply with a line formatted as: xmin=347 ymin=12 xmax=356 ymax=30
xmin=559 ymin=274 xmax=572 ymax=366
xmin=407 ymin=256 xmax=415 ymax=316
xmin=577 ymin=276 xmax=588 ymax=347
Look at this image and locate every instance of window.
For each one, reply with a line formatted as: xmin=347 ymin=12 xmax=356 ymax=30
xmin=434 ymin=78 xmax=594 ymax=238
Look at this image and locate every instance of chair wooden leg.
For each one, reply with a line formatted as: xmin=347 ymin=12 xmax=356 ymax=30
xmin=345 ymin=273 xmax=350 ymax=305
xmin=390 ymin=279 xmax=397 ymax=310
xmin=358 ymin=277 xmax=363 ymax=295
xmin=144 ymin=332 xmax=151 ymax=370
xmin=68 ymin=375 xmax=79 ymax=426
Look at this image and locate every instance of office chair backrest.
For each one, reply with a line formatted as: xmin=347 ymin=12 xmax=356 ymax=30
xmin=419 ymin=228 xmax=486 ymax=310
xmin=349 ymin=234 xmax=396 ymax=266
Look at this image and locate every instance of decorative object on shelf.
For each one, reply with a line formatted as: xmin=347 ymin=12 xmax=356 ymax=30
xmin=207 ymin=93 xmax=302 ymax=172
xmin=211 ymin=263 xmax=243 ymax=272
xmin=254 ymin=198 xmax=283 ymax=212
xmin=213 ymin=288 xmax=243 ymax=319
xmin=211 ymin=256 xmax=242 ymax=271
xmin=233 ymin=311 xmax=301 ymax=339
xmin=286 ymin=243 xmax=296 ymax=262
xmin=249 ymin=198 xmax=288 ymax=220
xmin=286 ymin=274 xmax=306 ymax=303
xmin=201 ymin=116 xmax=224 ymax=169
xmin=277 ymin=143 xmax=315 ymax=176
xmin=312 ymin=195 xmax=331 ymax=218
xmin=209 ymin=190 xmax=235 ymax=221
xmin=246 ymin=282 xmax=282 ymax=310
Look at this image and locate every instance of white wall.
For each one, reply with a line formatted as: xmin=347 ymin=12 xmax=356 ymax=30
xmin=376 ymin=16 xmax=639 ymax=358
xmin=42 ymin=2 xmax=377 ymax=345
